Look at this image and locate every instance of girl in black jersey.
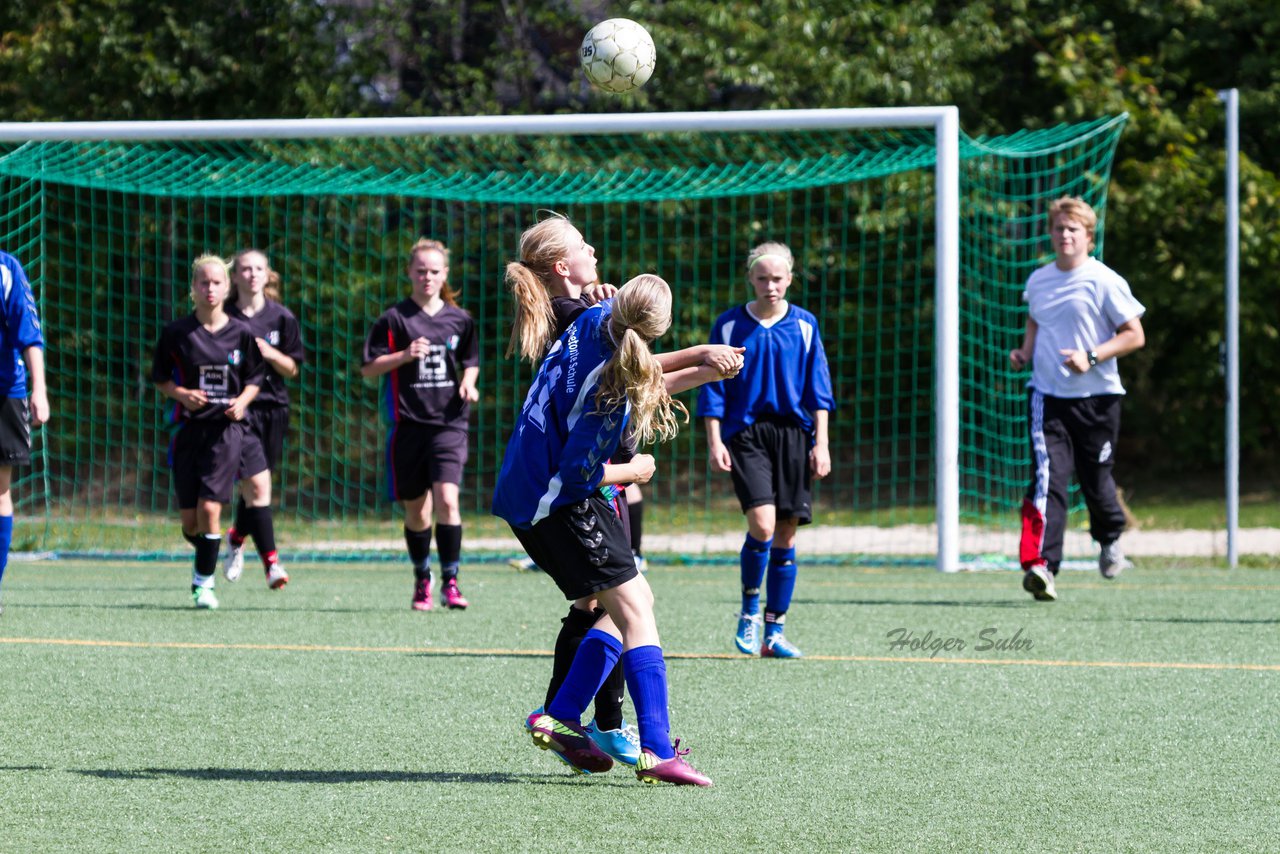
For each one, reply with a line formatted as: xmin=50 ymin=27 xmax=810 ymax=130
xmin=362 ymin=239 xmax=479 ymax=612
xmin=151 ymin=255 xmax=267 ymax=609
xmin=223 ymin=249 xmax=306 ymax=591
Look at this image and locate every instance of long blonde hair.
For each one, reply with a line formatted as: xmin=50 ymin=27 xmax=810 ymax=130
xmin=229 ymin=248 xmax=282 ymax=303
xmin=594 ymin=274 xmax=687 ymax=446
xmin=408 ymin=237 xmax=460 ymax=307
xmin=505 ymin=214 xmax=577 ymax=362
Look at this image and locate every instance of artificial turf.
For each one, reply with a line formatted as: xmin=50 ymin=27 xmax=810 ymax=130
xmin=0 ymin=558 xmax=1276 ymax=852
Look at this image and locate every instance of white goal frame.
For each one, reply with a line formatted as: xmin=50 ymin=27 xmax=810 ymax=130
xmin=0 ymin=108 xmax=962 ymax=571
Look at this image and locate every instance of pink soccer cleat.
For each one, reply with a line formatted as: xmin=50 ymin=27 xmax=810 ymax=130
xmin=442 ymin=578 xmax=469 ymax=610
xmin=634 ymin=739 xmax=713 ymax=787
xmin=411 ymin=577 xmax=433 ymax=611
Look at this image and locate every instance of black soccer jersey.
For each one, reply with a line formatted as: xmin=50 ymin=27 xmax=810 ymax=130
xmin=227 ymin=300 xmax=306 ymax=408
xmin=151 ymin=315 xmax=267 ymax=423
xmin=363 ymin=299 xmax=479 ymax=428
xmin=551 ymin=295 xmax=592 ymax=343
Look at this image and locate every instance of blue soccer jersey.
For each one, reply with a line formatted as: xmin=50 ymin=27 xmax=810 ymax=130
xmin=696 ymin=303 xmax=836 ymax=442
xmin=492 ymin=302 xmax=629 ymax=529
xmin=0 ymin=251 xmax=46 ymax=399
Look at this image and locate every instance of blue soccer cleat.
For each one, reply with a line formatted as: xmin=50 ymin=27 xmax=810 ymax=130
xmin=761 ymin=631 xmax=803 ymax=659
xmin=734 ymin=611 xmax=763 ymax=655
xmin=585 ymin=718 xmax=641 ymax=766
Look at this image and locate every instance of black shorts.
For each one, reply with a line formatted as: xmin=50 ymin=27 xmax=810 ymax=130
xmin=0 ymin=397 xmax=32 ymax=466
xmin=170 ymin=420 xmax=266 ymax=508
xmin=511 ymin=492 xmax=638 ymax=601
xmin=244 ymin=405 xmax=290 ymax=472
xmin=727 ymin=418 xmax=814 ymax=524
xmin=386 ymin=422 xmax=468 ymax=501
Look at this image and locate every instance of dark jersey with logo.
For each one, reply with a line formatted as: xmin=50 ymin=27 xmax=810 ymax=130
xmin=151 ymin=314 xmax=266 ymax=424
xmin=363 ymin=299 xmax=479 ymax=428
xmin=227 ymin=300 xmax=306 ymax=408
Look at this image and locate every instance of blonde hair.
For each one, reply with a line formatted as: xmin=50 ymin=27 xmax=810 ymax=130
xmin=408 ymin=237 xmax=459 ymax=307
xmin=189 ymin=254 xmax=229 ymax=308
xmin=505 ymin=214 xmax=577 ymax=362
xmin=746 ymin=241 xmax=794 ymax=274
xmin=1048 ymin=197 xmax=1097 ymax=251
xmin=594 ymin=274 xmax=688 ymax=446
xmin=191 ymin=253 xmax=228 ymax=282
xmin=229 ymin=248 xmax=282 ymax=303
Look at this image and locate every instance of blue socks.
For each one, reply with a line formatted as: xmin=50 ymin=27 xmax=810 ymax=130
xmin=765 ymin=547 xmax=797 ymax=636
xmin=740 ymin=533 xmax=772 ymax=614
xmin=547 ymin=628 xmax=622 ymax=723
xmin=623 ymin=645 xmax=674 ymax=759
xmin=0 ymin=514 xmax=12 ymax=589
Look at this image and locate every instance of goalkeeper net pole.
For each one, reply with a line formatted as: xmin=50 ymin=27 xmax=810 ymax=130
xmin=0 ymin=108 xmax=1126 ymax=570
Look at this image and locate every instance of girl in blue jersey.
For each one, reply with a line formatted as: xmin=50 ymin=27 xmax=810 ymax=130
xmin=503 ymin=214 xmax=741 ymax=775
xmin=0 ymin=250 xmax=50 ymax=616
xmin=697 ymin=241 xmax=836 ymax=659
xmin=223 ymin=249 xmax=306 ymax=591
xmin=494 ymin=274 xmax=722 ymax=787
xmin=151 ymin=256 xmax=267 ymax=609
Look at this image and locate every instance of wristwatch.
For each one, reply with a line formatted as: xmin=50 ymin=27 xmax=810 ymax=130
xmin=1087 ymin=350 xmax=1098 ymax=367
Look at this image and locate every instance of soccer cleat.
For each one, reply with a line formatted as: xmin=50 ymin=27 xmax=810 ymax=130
xmin=633 ymin=553 xmax=648 ymax=574
xmin=1099 ymin=542 xmax=1133 ymax=579
xmin=266 ymin=562 xmax=289 ymax=590
xmin=411 ymin=577 xmax=433 ymax=611
xmin=222 ymin=534 xmax=245 ymax=583
xmin=1022 ymin=564 xmax=1057 ymax=601
xmin=508 ymin=556 xmax=541 ymax=572
xmin=634 ymin=739 xmax=713 ymax=787
xmin=442 ymin=578 xmax=469 ymax=610
xmin=761 ymin=631 xmax=803 ymax=659
xmin=585 ymin=718 xmax=641 ymax=766
xmin=524 ymin=707 xmax=589 ymax=775
xmin=734 ymin=611 xmax=763 ymax=655
xmin=527 ymin=712 xmax=615 ymax=774
xmin=192 ymin=586 xmax=219 ymax=610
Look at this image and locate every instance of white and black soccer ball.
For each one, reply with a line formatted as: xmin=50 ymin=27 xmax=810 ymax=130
xmin=580 ymin=18 xmax=656 ymax=94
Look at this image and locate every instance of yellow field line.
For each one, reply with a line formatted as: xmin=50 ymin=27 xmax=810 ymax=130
xmin=2 ymin=636 xmax=1276 ymax=671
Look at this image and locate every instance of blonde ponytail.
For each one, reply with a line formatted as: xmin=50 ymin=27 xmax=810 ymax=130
xmin=505 ymin=214 xmax=579 ymax=362
xmin=594 ymin=274 xmax=687 ymax=445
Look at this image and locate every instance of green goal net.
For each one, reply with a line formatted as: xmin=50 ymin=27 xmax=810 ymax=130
xmin=0 ymin=112 xmax=1126 ymax=564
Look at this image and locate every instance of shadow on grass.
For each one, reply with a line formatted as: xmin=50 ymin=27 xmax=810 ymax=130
xmin=74 ymin=767 xmax=607 ymax=786
xmin=1124 ymin=616 xmax=1280 ymax=625
xmin=813 ymin=598 xmax=1025 ymax=608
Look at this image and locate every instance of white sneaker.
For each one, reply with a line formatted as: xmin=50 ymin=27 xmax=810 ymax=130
xmin=266 ymin=563 xmax=289 ymax=590
xmin=192 ymin=586 xmax=219 ymax=609
xmin=223 ymin=536 xmax=245 ymax=583
xmin=633 ymin=553 xmax=648 ymax=574
xmin=1099 ymin=542 xmax=1133 ymax=579
xmin=508 ymin=556 xmax=540 ymax=572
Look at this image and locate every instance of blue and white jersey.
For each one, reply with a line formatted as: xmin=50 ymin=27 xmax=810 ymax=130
xmin=696 ymin=302 xmax=835 ymax=442
xmin=493 ymin=302 xmax=629 ymax=529
xmin=0 ymin=251 xmax=45 ymax=399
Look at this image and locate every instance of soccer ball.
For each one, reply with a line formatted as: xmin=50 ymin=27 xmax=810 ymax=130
xmin=580 ymin=19 xmax=656 ymax=94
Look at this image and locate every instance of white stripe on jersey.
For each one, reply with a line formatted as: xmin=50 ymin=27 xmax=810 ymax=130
xmin=1 ymin=265 xmax=10 ymax=301
xmin=719 ymin=319 xmax=735 ymax=346
xmin=531 ymin=359 xmax=608 ymax=526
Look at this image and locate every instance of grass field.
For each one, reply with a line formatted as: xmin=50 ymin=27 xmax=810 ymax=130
xmin=1 ymin=558 xmax=1277 ymax=852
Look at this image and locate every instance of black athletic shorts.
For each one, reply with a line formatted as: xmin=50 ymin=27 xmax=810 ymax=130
xmin=0 ymin=397 xmax=32 ymax=466
xmin=727 ymin=417 xmax=814 ymax=524
xmin=170 ymin=420 xmax=266 ymax=508
xmin=511 ymin=491 xmax=638 ymax=601
xmin=244 ymin=405 xmax=290 ymax=472
xmin=386 ymin=421 xmax=469 ymax=501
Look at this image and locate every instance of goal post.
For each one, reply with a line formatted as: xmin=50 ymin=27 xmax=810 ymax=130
xmin=0 ymin=109 xmax=1125 ymax=570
